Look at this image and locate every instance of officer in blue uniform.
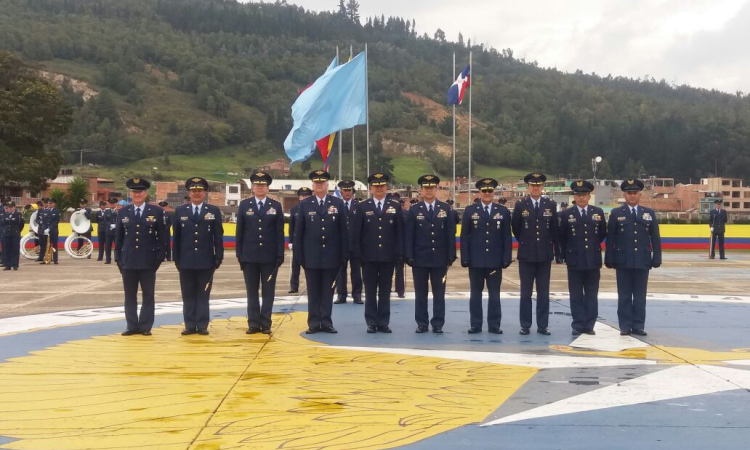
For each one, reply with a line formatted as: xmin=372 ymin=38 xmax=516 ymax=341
xmin=114 ymin=178 xmax=167 ymax=336
xmin=237 ymin=171 xmax=285 ymax=334
xmin=352 ymin=173 xmax=404 ymax=333
xmin=405 ymin=175 xmax=456 ymax=333
xmin=103 ymin=197 xmax=119 ymax=264
xmin=159 ymin=201 xmax=173 ymax=261
xmin=41 ymin=198 xmax=61 ymax=265
xmin=288 ymin=187 xmax=311 ymax=294
xmin=511 ymin=172 xmax=561 ymax=335
xmin=709 ymin=199 xmax=728 ymax=260
xmin=558 ymin=180 xmax=608 ymax=336
xmin=294 ymin=170 xmax=348 ymax=334
xmin=335 ymin=179 xmax=363 ymax=304
xmin=460 ymin=178 xmax=512 ymax=334
xmin=95 ymin=201 xmax=107 ymax=261
xmin=446 ymin=199 xmax=461 ymax=226
xmin=2 ymin=202 xmax=22 ymax=270
xmin=605 ymin=179 xmax=662 ymax=336
xmin=173 ymin=178 xmax=224 ymax=335
xmin=35 ymin=198 xmax=49 ymax=262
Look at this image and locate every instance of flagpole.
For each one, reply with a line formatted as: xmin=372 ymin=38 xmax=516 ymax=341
xmin=365 ymin=43 xmax=370 ymax=181
xmin=452 ymin=52 xmax=456 ymax=204
xmin=351 ymin=45 xmax=355 ymax=183
xmin=337 ymin=46 xmax=342 ymax=182
xmin=468 ymin=50 xmax=472 ymax=205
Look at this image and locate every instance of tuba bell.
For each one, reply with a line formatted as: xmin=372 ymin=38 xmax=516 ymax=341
xmin=64 ymin=210 xmax=94 ymax=259
xmin=20 ymin=210 xmax=41 ymax=260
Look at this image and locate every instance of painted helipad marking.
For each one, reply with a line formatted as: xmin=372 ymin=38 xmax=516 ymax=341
xmin=0 ymin=313 xmax=537 ymax=450
xmin=569 ymin=321 xmax=650 ymax=352
xmin=326 ymin=346 xmax=657 ymax=369
xmin=1 ymin=292 xmax=748 ymax=337
xmin=482 ymin=364 xmax=750 ymax=426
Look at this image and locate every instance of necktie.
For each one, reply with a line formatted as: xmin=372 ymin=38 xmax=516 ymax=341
xmin=320 ymin=200 xmax=324 ymax=208
xmin=258 ymin=201 xmax=263 ymax=210
xmin=344 ymin=202 xmax=349 ymax=213
xmin=428 ymin=204 xmax=434 ymax=219
xmin=534 ymin=201 xmax=539 ymax=215
xmin=631 ymin=207 xmax=637 ymax=221
xmin=135 ymin=208 xmax=141 ymax=219
xmin=193 ymin=206 xmax=200 ymax=221
xmin=581 ymin=208 xmax=586 ymax=219
xmin=377 ymin=202 xmax=382 ymax=213
xmin=484 ymin=205 xmax=489 ymax=216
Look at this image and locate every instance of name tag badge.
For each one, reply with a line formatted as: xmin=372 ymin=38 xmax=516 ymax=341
xmin=180 ymin=216 xmax=188 ymax=221
xmin=437 ymin=210 xmax=447 ymax=218
xmin=205 ymin=213 xmax=215 ymax=220
xmin=366 ymin=211 xmax=375 ymax=216
xmin=643 ymin=213 xmax=652 ymax=221
xmin=522 ymin=210 xmax=530 ymax=217
xmin=386 ymin=207 xmax=396 ymax=214
xmin=122 ymin=217 xmax=130 ymax=224
xmin=592 ymin=214 xmax=601 ymax=221
xmin=246 ymin=210 xmax=254 ymax=216
xmin=617 ymin=216 xmax=627 ymax=222
xmin=308 ymin=211 xmax=317 ymax=215
xmin=471 ymin=213 xmax=480 ymax=220
xmin=493 ymin=213 xmax=501 ymax=220
xmin=267 ymin=208 xmax=276 ymax=215
xmin=543 ymin=209 xmax=552 ymax=217
xmin=416 ymin=214 xmax=425 ymax=221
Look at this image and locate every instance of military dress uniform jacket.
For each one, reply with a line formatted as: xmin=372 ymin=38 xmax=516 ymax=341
xmin=342 ymin=199 xmax=359 ymax=256
xmin=35 ymin=208 xmax=47 ymax=233
xmin=47 ymin=208 xmax=61 ymax=233
xmin=558 ymin=206 xmax=608 ymax=270
xmin=294 ymin=196 xmax=349 ymax=269
xmin=605 ymin=205 xmax=662 ymax=270
xmin=114 ymin=204 xmax=167 ymax=270
xmin=172 ymin=204 xmax=224 ymax=270
xmin=460 ymin=203 xmax=512 ymax=268
xmin=1 ymin=211 xmax=23 ymax=237
xmin=709 ymin=208 xmax=728 ymax=234
xmin=236 ymin=198 xmax=284 ymax=265
xmin=405 ymin=200 xmax=456 ymax=267
xmin=104 ymin=209 xmax=119 ymax=236
xmin=352 ymin=198 xmax=404 ymax=263
xmin=511 ymin=197 xmax=560 ymax=262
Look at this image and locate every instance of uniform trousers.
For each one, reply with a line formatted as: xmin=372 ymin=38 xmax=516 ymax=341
xmin=179 ymin=268 xmax=214 ymax=330
xmin=412 ymin=266 xmax=447 ymax=328
xmin=336 ymin=258 xmax=362 ymax=300
xmin=122 ymin=268 xmax=156 ymax=332
xmin=469 ymin=267 xmax=503 ymax=329
xmin=567 ymin=268 xmax=600 ymax=332
xmin=304 ymin=267 xmax=338 ymax=329
xmin=518 ymin=260 xmax=551 ymax=329
xmin=1 ymin=236 xmax=20 ymax=268
xmin=615 ymin=268 xmax=649 ymax=332
xmin=362 ymin=261 xmax=394 ymax=327
xmin=242 ymin=263 xmax=277 ymax=329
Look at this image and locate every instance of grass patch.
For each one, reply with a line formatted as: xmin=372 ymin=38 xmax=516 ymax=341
xmin=392 ymin=156 xmax=433 ymax=185
xmin=474 ymin=164 xmax=528 ymax=182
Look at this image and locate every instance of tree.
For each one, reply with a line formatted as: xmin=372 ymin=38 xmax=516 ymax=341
xmin=345 ymin=0 xmax=360 ymax=23
xmin=434 ymin=28 xmax=446 ymax=42
xmin=0 ymin=52 xmax=72 ymax=192
xmin=337 ymin=0 xmax=346 ymax=16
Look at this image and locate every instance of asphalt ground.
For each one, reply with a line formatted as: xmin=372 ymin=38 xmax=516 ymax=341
xmin=1 ymin=250 xmax=748 ymax=319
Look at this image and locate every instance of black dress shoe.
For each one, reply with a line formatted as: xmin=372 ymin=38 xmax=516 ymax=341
xmin=305 ymin=327 xmax=318 ymax=334
xmin=468 ymin=327 xmax=482 ymax=334
xmin=537 ymin=328 xmax=551 ymax=336
xmin=104 ymin=261 xmax=111 ymax=264
xmin=397 ymin=293 xmax=405 ymax=299
xmin=632 ymin=329 xmax=648 ymax=336
xmin=121 ymin=329 xmax=140 ymax=336
xmin=13 ymin=267 xmax=18 ymax=270
xmin=415 ymin=326 xmax=429 ymax=333
xmin=246 ymin=327 xmax=261 ymax=334
xmin=260 ymin=328 xmax=271 ymax=335
xmin=488 ymin=327 xmax=503 ymax=335
xmin=181 ymin=329 xmax=197 ymax=335
xmin=96 ymin=258 xmax=103 ymax=261
xmin=288 ymin=289 xmax=299 ymax=294
xmin=2 ymin=267 xmax=10 ymax=271
xmin=519 ymin=328 xmax=530 ymax=335
xmin=378 ymin=326 xmax=392 ymax=333
xmin=620 ymin=330 xmax=631 ymax=336
xmin=141 ymin=331 xmax=152 ymax=336
xmin=321 ymin=326 xmax=338 ymax=334
xmin=720 ymin=257 xmax=728 ymax=260
xmin=53 ymin=261 xmax=58 ymax=264
xmin=709 ymin=256 xmax=715 ymax=259
xmin=432 ymin=327 xmax=443 ymax=334
xmin=333 ymin=298 xmax=347 ymax=304
xmin=367 ymin=325 xmax=377 ymax=333
xmin=353 ymin=298 xmax=364 ymax=304
xmin=572 ymin=330 xmax=582 ymax=336
xmin=584 ymin=330 xmax=596 ymax=335
xmin=198 ymin=329 xmax=209 ymax=335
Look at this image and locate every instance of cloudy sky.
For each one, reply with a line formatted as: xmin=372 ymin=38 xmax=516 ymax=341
xmin=285 ymin=0 xmax=750 ymax=94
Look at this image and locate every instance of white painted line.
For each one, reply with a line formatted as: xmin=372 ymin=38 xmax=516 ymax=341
xmin=570 ymin=321 xmax=650 ymax=352
xmin=481 ymin=364 xmax=750 ymax=426
xmin=325 ymin=346 xmax=657 ymax=369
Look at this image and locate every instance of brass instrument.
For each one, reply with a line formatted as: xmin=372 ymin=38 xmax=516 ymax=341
xmin=64 ymin=210 xmax=94 ymax=259
xmin=43 ymin=232 xmax=55 ymax=264
xmin=20 ymin=210 xmax=41 ymax=260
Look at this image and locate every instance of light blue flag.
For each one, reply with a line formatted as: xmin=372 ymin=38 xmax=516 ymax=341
xmin=284 ymin=52 xmax=367 ymax=163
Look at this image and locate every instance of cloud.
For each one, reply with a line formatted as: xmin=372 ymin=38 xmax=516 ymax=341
xmin=267 ymin=0 xmax=750 ymax=92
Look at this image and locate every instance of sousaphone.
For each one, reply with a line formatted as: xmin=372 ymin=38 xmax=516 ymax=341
xmin=20 ymin=210 xmax=41 ymax=260
xmin=64 ymin=210 xmax=94 ymax=258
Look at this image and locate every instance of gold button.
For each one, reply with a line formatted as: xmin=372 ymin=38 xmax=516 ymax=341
xmin=634 ymin=239 xmax=638 ymax=243
xmin=322 ymin=227 xmax=325 ymax=231
xmin=379 ymin=235 xmax=382 ymax=239
xmin=135 ymin=245 xmax=139 ymax=249
xmin=260 ymin=243 xmax=263 ymax=246
xmin=432 ymin=248 xmax=435 ymax=251
xmin=322 ymin=244 xmax=325 ymax=248
xmin=378 ymin=244 xmax=382 ymax=247
xmin=136 ymin=232 xmax=140 ymax=235
xmin=136 ymin=238 xmax=139 ymax=242
xmin=195 ymin=224 xmax=197 ymax=227
xmin=585 ymin=245 xmax=589 ymax=249
xmin=634 ymin=231 xmax=638 ymax=234
xmin=136 ymin=225 xmax=140 ymax=228
xmin=195 ymin=232 xmax=198 ymax=235
xmin=486 ymin=249 xmax=489 ymax=252
xmin=537 ymin=238 xmax=540 ymax=241
xmin=379 ymin=227 xmax=383 ymax=230
xmin=485 ymin=240 xmax=489 ymax=243
xmin=585 ymin=238 xmax=588 ymax=242
xmin=195 ymin=240 xmax=198 ymax=243
xmin=259 ymin=235 xmax=262 ymax=238
xmin=635 ymin=248 xmax=638 ymax=251
xmin=379 ymin=218 xmax=382 ymax=221
xmin=258 ymin=227 xmax=262 ymax=231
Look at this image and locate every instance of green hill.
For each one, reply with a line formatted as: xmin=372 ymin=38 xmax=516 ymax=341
xmin=2 ymin=0 xmax=750 ymax=187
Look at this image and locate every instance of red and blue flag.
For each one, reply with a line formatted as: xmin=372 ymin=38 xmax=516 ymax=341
xmin=447 ymin=64 xmax=470 ymax=106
